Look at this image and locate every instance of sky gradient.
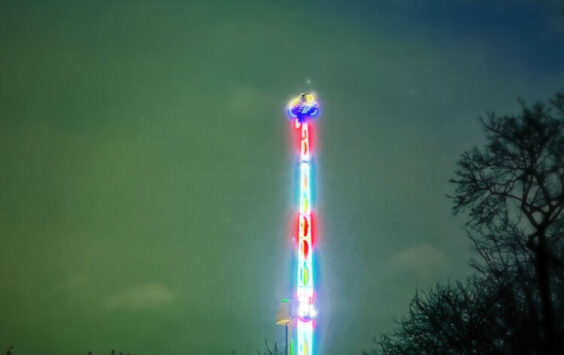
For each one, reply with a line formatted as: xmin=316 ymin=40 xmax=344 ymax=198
xmin=1 ymin=0 xmax=564 ymax=354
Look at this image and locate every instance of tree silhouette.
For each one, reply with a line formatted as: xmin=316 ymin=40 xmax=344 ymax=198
xmin=365 ymin=93 xmax=564 ymax=354
xmin=364 ymin=274 xmax=552 ymax=354
xmin=257 ymin=340 xmax=284 ymax=355
xmin=450 ymin=93 xmax=564 ymax=352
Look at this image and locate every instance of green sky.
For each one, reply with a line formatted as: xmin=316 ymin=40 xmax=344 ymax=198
xmin=1 ymin=0 xmax=563 ymax=354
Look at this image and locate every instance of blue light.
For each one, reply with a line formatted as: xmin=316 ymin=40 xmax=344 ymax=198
xmin=287 ymin=93 xmax=321 ymax=123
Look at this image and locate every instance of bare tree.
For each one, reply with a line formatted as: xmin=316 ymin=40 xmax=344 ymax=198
xmin=365 ymin=93 xmax=564 ymax=355
xmin=370 ymin=272 xmax=555 ymax=354
xmin=450 ymin=93 xmax=564 ymax=352
xmin=258 ymin=340 xmax=284 ymax=355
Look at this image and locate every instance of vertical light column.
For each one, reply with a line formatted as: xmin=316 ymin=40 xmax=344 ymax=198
xmin=287 ymin=93 xmax=320 ymax=355
xmin=297 ymin=122 xmax=315 ymax=355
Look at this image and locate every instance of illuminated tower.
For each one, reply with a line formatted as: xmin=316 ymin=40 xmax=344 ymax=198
xmin=287 ymin=93 xmax=320 ymax=355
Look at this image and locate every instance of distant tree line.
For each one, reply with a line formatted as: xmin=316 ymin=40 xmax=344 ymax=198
xmin=257 ymin=340 xmax=284 ymax=355
xmin=3 ymin=346 xmax=131 ymax=355
xmin=365 ymin=93 xmax=564 ymax=354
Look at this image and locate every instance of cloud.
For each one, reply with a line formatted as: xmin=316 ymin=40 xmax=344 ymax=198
xmin=104 ymin=282 xmax=174 ymax=311
xmin=391 ymin=244 xmax=449 ymax=277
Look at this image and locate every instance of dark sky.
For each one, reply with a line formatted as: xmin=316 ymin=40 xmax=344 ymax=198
xmin=1 ymin=1 xmax=563 ymax=354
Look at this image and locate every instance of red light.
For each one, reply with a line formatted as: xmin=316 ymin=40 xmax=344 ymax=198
xmin=291 ymin=121 xmax=315 ymax=158
xmin=300 ymin=240 xmax=310 ymax=259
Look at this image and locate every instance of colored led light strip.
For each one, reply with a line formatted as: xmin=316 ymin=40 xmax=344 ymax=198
xmin=286 ymin=93 xmax=320 ymax=355
xmin=297 ymin=122 xmax=315 ymax=355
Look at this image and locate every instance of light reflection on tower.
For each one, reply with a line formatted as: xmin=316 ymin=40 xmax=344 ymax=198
xmin=286 ymin=93 xmax=320 ymax=355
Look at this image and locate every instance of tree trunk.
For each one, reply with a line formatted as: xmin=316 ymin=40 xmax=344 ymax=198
xmin=536 ymin=232 xmax=555 ymax=354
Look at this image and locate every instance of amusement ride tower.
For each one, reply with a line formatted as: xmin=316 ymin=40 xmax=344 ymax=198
xmin=286 ymin=92 xmax=320 ymax=355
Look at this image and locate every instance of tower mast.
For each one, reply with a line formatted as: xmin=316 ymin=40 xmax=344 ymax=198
xmin=287 ymin=93 xmax=320 ymax=355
